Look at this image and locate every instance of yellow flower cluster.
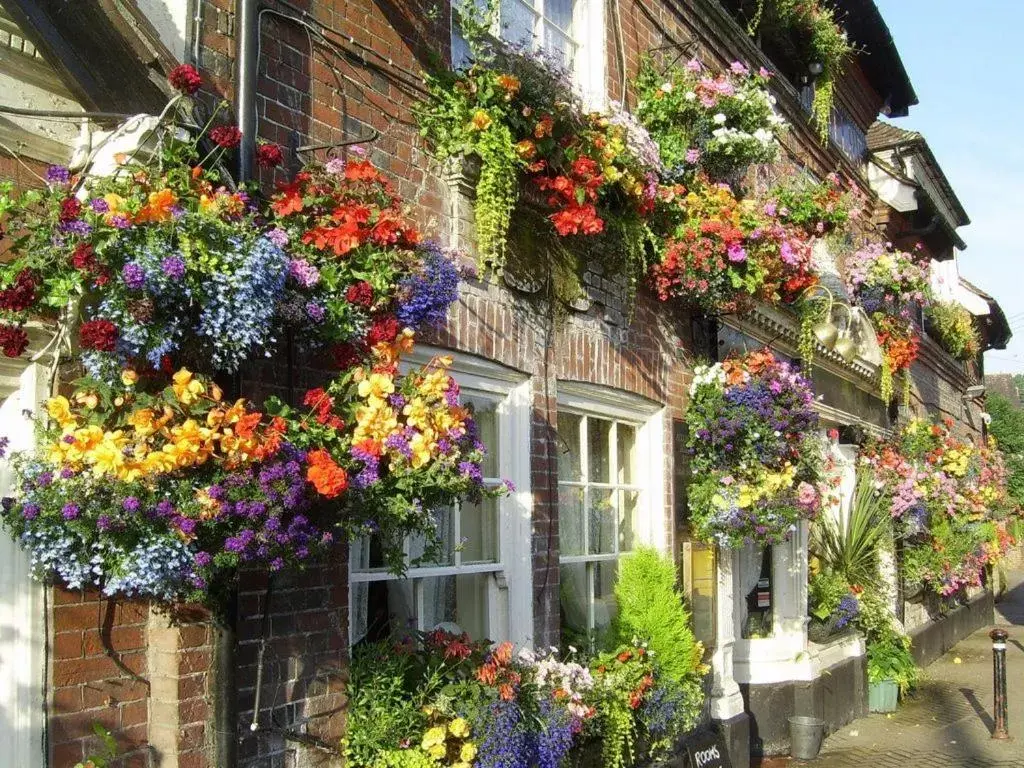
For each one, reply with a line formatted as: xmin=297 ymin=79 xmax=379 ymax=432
xmin=420 ymin=716 xmax=476 ymax=768
xmin=712 ymin=465 xmax=797 ymax=510
xmin=44 ymin=369 xmax=276 ymax=482
xmin=352 ymin=355 xmax=468 ymax=471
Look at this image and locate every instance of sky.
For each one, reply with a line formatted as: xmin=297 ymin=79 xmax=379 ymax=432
xmin=873 ymin=0 xmax=1024 ymax=374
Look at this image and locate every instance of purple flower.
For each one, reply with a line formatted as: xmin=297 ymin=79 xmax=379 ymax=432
xmin=62 ymin=503 xmax=80 ymax=520
xmin=122 ymin=496 xmax=141 ymax=513
xmin=46 ymin=165 xmax=71 ymax=185
xmin=109 ymin=214 xmax=132 ymax=229
xmin=0 ymin=435 xmax=8 ymax=458
xmin=90 ymin=198 xmax=110 ymax=213
xmin=194 ymin=551 xmax=212 ymax=567
xmin=59 ymin=219 xmax=92 ymax=237
xmin=288 ymin=258 xmax=320 ymax=288
xmin=161 ymin=255 xmax=186 ymax=280
xmin=122 ymin=262 xmax=146 ymax=290
xmin=305 ymin=301 xmax=326 ymax=322
xmin=36 ymin=472 xmax=53 ymax=488
xmin=266 ymin=228 xmax=289 ymax=248
xmin=62 ymin=434 xmax=76 ymax=444
xmin=459 ymin=461 xmax=483 ymax=483
xmin=22 ymin=502 xmax=40 ymax=520
xmin=685 ymin=148 xmax=701 ymax=164
xmin=97 ymin=515 xmax=112 ymax=531
xmin=156 ymin=500 xmax=175 ymax=517
xmin=502 ymin=479 xmax=516 ymax=493
xmin=726 ymin=243 xmax=747 ymax=263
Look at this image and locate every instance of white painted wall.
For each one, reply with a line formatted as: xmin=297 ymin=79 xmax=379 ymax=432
xmin=137 ymin=0 xmax=192 ymax=62
xmin=0 ymin=364 xmax=48 ymax=768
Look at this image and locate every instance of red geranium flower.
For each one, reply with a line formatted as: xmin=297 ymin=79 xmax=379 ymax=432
xmin=255 ymin=142 xmax=284 ymax=168
xmin=59 ymin=197 xmax=82 ymax=223
xmin=0 ymin=269 xmax=37 ymax=312
xmin=329 ymin=341 xmax=365 ymax=369
xmin=70 ymin=243 xmax=98 ymax=271
xmin=209 ymin=125 xmax=242 ymax=149
xmin=366 ymin=314 xmax=399 ymax=346
xmin=0 ymin=324 xmax=28 ymax=357
xmin=78 ymin=319 xmax=119 ymax=352
xmin=345 ymin=281 xmax=373 ymax=307
xmin=168 ymin=64 xmax=202 ymax=95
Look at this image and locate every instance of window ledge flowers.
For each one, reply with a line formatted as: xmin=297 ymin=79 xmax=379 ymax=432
xmin=685 ymin=350 xmax=822 ymax=547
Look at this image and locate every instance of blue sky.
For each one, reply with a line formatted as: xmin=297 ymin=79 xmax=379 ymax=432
xmin=873 ymin=0 xmax=1024 ymax=374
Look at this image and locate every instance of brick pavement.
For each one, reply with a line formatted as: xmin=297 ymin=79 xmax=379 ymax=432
xmin=759 ymin=570 xmax=1024 ymax=768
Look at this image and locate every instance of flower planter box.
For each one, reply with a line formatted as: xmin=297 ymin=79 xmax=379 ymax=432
xmin=868 ymin=679 xmax=899 ymax=713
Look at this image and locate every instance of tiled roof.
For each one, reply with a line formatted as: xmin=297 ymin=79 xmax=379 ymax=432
xmin=867 ymin=121 xmax=970 ymax=228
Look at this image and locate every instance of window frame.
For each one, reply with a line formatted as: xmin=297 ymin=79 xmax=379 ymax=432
xmin=556 ymin=382 xmax=667 ymax=636
xmin=449 ymin=0 xmax=607 ymax=108
xmin=348 ymin=346 xmax=533 ymax=648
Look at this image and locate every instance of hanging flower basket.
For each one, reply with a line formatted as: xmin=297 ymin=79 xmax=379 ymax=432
xmin=685 ymin=350 xmax=823 ymax=547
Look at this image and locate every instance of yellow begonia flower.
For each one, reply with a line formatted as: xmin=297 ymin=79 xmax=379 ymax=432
xmin=403 ymin=398 xmax=430 ymax=430
xmin=418 ymin=370 xmax=450 ymax=400
xmin=353 ymin=404 xmax=398 ymax=445
xmin=120 ymin=369 xmax=138 ymax=387
xmin=448 ymin=718 xmax=470 ymax=739
xmin=358 ymin=372 xmax=396 ymax=404
xmin=172 ymin=369 xmax=205 ymax=405
xmin=421 ymin=726 xmax=447 ymax=749
xmin=46 ymin=396 xmax=76 ymax=429
xmin=459 ymin=742 xmax=477 ymax=761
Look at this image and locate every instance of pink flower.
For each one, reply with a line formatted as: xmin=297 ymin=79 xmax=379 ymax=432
xmin=797 ymin=482 xmax=818 ymax=506
xmin=685 ymin=148 xmax=701 ymax=164
xmin=726 ymin=243 xmax=747 ymax=263
xmin=685 ymin=58 xmax=702 ymax=73
xmin=730 ymin=61 xmax=749 ymax=75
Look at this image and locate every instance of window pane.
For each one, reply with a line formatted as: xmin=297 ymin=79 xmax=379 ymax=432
xmin=559 ymin=562 xmax=589 ymax=635
xmin=688 ymin=544 xmax=717 ymax=649
xmin=617 ymin=423 xmax=636 ymax=484
xmin=410 ymin=507 xmax=455 ymax=566
xmin=589 ymin=489 xmax=615 ymax=555
xmin=543 ymin=21 xmax=574 ymax=69
xmin=557 ymin=412 xmax=582 ymax=481
xmin=587 ymin=418 xmax=612 ymax=483
xmin=466 ymin=395 xmax=499 ymax=478
xmin=618 ymin=489 xmax=641 ymax=551
xmin=593 ymin=560 xmax=618 ymax=631
xmin=545 ymin=0 xmax=573 ymax=34
xmin=460 ymin=496 xmax=499 ymax=563
xmin=559 ymin=485 xmax=586 ymax=556
xmin=499 ymin=0 xmax=536 ymax=48
xmin=419 ymin=574 xmax=489 ymax=640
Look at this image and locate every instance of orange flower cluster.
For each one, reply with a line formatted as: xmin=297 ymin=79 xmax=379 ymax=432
xmin=476 ymin=641 xmax=520 ymax=701
xmin=305 ymin=449 xmax=349 ymax=498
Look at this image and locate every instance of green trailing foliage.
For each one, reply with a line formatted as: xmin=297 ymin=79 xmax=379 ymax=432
xmin=925 ymin=300 xmax=981 ymax=361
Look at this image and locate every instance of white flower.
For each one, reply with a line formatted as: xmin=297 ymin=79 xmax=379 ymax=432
xmin=685 ymin=91 xmax=697 ymax=101
xmin=713 ymin=113 xmax=727 ymax=124
xmin=660 ymin=81 xmax=673 ymax=93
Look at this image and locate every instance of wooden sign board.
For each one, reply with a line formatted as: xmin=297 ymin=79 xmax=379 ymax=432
xmin=686 ymin=731 xmax=732 ymax=768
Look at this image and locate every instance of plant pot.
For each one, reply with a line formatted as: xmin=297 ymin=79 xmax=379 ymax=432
xmin=788 ymin=715 xmax=825 ymax=760
xmin=868 ymin=679 xmax=899 ymax=713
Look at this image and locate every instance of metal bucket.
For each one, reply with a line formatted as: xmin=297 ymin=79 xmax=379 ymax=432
xmin=788 ymin=715 xmax=825 ymax=760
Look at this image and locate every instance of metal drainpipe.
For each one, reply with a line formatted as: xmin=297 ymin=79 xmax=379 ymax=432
xmin=236 ymin=0 xmax=259 ymax=183
xmin=214 ymin=592 xmax=239 ymax=768
xmin=211 ymin=6 xmax=259 ymax=764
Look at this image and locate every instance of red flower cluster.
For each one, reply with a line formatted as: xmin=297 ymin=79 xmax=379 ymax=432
xmin=0 ymin=269 xmax=37 ymax=312
xmin=366 ymin=314 xmax=400 ymax=346
xmin=78 ymin=319 xmax=119 ymax=352
xmin=305 ymin=449 xmax=348 ymax=498
xmin=59 ymin=197 xmax=82 ymax=223
xmin=209 ymin=125 xmax=242 ymax=149
xmin=424 ymin=629 xmax=475 ymax=661
xmin=345 ymin=281 xmax=373 ymax=307
xmin=255 ymin=142 xmax=284 ymax=169
xmin=534 ymin=157 xmax=605 ymax=236
xmin=168 ymin=64 xmax=202 ymax=96
xmin=0 ymin=324 xmax=28 ymax=357
xmin=302 ymin=387 xmax=344 ymax=429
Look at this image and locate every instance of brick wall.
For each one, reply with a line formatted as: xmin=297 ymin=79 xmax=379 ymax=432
xmin=19 ymin=0 xmax=945 ymax=765
xmin=50 ymin=588 xmax=150 ymax=767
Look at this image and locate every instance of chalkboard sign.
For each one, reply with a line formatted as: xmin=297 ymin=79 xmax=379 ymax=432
xmin=686 ymin=732 xmax=731 ymax=768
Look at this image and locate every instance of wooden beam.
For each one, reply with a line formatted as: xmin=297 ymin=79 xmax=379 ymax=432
xmin=0 ymin=0 xmax=168 ymax=114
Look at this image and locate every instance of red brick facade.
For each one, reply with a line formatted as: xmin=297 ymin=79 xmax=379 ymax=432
xmin=5 ymin=0 xmax=984 ymax=766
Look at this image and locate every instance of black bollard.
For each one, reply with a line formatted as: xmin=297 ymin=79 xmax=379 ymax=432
xmin=990 ymin=628 xmax=1010 ymax=740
